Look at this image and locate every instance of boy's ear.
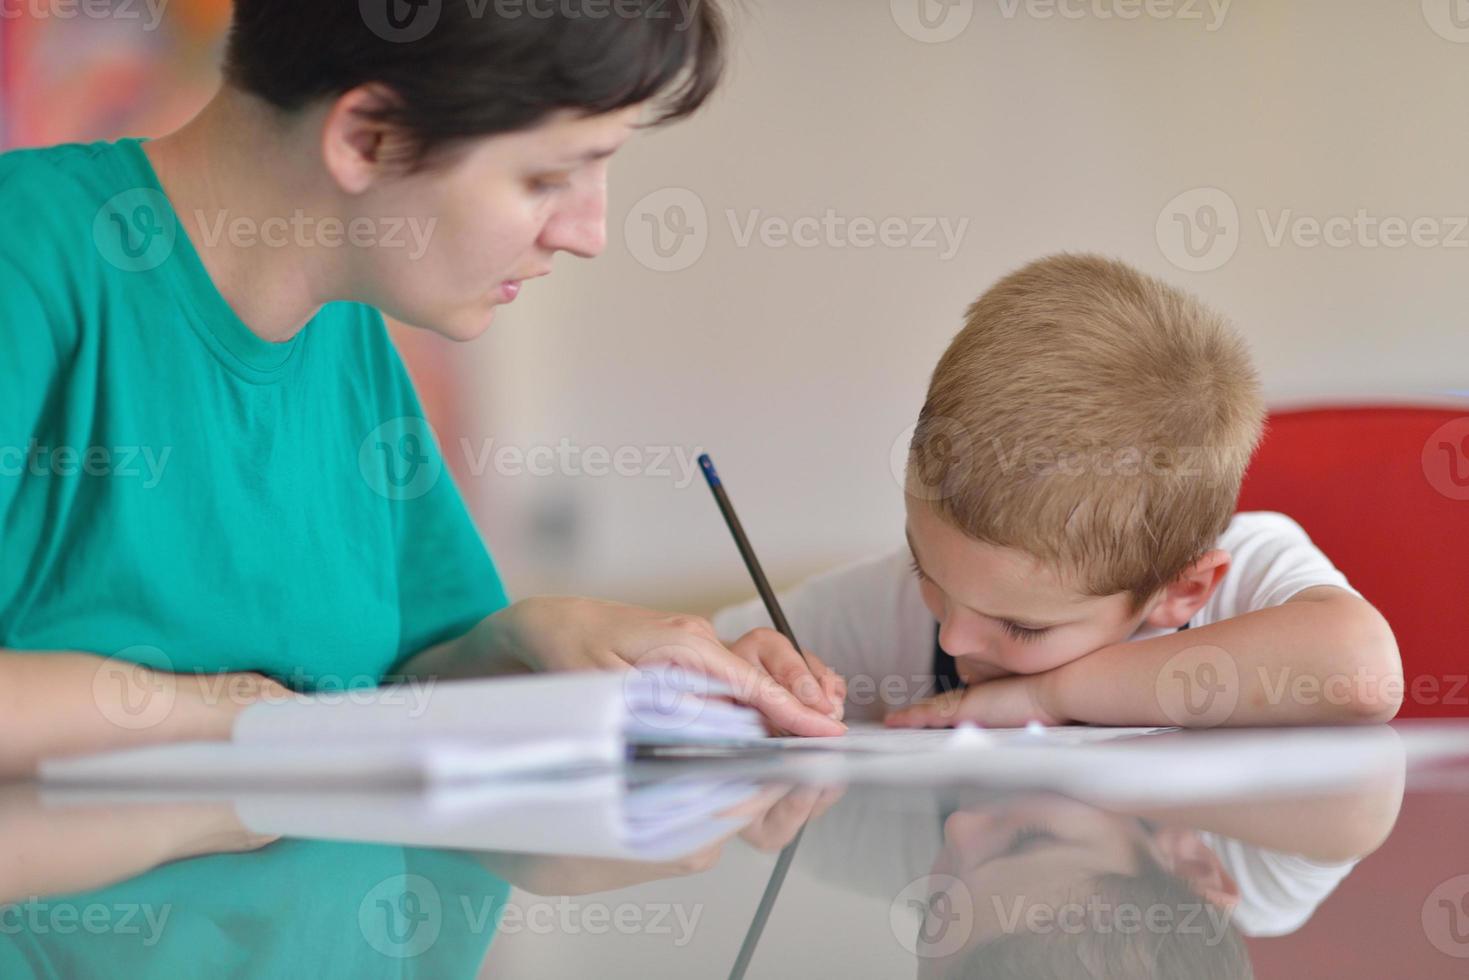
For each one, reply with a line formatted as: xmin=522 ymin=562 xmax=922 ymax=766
xmin=1142 ymin=549 xmax=1230 ymax=631
xmin=1150 ymin=827 xmax=1241 ymax=911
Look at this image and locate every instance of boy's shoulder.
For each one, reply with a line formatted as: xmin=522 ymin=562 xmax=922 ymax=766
xmin=1217 ymin=510 xmax=1314 ymax=547
xmin=799 ymin=546 xmax=919 ymax=599
xmin=715 ymin=546 xmax=919 ymax=629
xmin=1200 ymin=511 xmax=1359 ymax=625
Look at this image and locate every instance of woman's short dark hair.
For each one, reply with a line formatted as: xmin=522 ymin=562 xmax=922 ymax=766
xmin=222 ymin=0 xmax=728 ymax=171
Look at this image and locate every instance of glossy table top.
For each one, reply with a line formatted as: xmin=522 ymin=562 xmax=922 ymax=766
xmin=6 ymin=722 xmax=1469 ymax=979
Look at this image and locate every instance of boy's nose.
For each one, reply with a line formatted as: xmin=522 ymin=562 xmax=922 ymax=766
xmin=938 ymin=614 xmax=993 ymax=662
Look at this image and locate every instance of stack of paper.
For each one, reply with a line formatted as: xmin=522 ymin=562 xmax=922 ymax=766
xmin=40 ymin=668 xmax=765 ymax=789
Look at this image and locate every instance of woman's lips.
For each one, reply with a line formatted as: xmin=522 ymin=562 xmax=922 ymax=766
xmin=496 ymin=269 xmax=551 ymax=304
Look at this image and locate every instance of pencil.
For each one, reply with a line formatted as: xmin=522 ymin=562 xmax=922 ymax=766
xmin=697 ymin=453 xmax=813 ymax=670
xmin=697 ymin=453 xmax=813 ymax=980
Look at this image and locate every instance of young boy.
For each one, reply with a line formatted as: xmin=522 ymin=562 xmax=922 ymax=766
xmin=715 ymin=254 xmax=1402 ymax=729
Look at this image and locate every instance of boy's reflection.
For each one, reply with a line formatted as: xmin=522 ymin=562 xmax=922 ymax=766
xmin=883 ymin=750 xmax=1406 ymax=980
xmin=915 ymin=793 xmax=1249 ymax=977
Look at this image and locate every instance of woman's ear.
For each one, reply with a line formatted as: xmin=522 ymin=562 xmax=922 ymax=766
xmin=1150 ymin=826 xmax=1241 ymax=911
xmin=320 ymin=84 xmax=409 ymax=195
xmin=1142 ymin=549 xmax=1230 ymax=630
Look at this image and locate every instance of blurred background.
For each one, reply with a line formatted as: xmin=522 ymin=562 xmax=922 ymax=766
xmin=3 ymin=0 xmax=1466 ymax=616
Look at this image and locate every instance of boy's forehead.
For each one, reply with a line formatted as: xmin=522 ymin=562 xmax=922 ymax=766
xmin=904 ymin=502 xmax=1103 ymax=618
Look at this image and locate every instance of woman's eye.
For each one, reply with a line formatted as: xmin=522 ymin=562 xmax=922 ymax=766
xmin=529 ymin=175 xmax=572 ymax=194
xmin=1001 ymin=621 xmax=1048 ymax=644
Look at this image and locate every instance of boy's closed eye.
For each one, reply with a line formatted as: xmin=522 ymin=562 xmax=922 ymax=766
xmin=1003 ymin=824 xmax=1058 ymax=856
xmin=997 ymin=620 xmax=1050 ymax=644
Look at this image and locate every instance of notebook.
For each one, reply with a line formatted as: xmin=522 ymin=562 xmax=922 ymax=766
xmin=41 ymin=773 xmax=766 ymax=862
xmin=39 ymin=667 xmax=766 ymax=789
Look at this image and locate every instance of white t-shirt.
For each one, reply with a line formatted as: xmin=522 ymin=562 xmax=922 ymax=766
xmin=712 ymin=511 xmax=1360 ymax=723
xmin=1197 ymin=830 xmax=1358 ymax=936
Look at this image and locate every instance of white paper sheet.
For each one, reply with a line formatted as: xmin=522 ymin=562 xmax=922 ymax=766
xmin=38 ymin=735 xmax=621 ymax=789
xmin=41 ymin=773 xmax=765 ymax=862
xmin=766 ymin=722 xmax=1174 ymax=753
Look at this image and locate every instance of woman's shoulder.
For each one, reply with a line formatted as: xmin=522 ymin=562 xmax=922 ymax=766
xmin=0 ymin=139 xmax=134 ymax=237
xmin=0 ymin=141 xmax=128 ymax=311
xmin=0 ymin=147 xmax=116 ymax=373
xmin=1 ymin=137 xmax=121 ymax=172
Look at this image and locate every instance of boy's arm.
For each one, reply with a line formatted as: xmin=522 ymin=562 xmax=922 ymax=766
xmin=1120 ymin=751 xmax=1406 ymax=861
xmin=1045 ymin=586 xmax=1401 ymax=726
xmin=891 ymin=587 xmax=1403 ymax=728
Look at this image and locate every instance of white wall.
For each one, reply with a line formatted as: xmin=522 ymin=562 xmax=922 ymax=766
xmin=451 ymin=0 xmax=1469 ymax=609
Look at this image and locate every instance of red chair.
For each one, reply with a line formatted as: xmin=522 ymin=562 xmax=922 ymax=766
xmin=1236 ymin=403 xmax=1469 ymax=719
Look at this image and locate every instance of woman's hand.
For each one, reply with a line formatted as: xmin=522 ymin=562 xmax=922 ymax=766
xmin=734 ymin=783 xmax=847 ymax=852
xmin=726 ymin=628 xmax=846 ymax=725
xmin=484 ymin=597 xmax=847 ymax=737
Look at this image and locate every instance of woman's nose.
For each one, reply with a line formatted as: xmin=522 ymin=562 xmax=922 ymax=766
xmin=540 ymin=183 xmax=608 ymax=259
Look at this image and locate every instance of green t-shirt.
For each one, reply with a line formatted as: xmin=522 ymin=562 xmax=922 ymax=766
xmin=0 ymin=840 xmax=512 ymax=978
xmin=0 ymin=138 xmax=509 ymax=685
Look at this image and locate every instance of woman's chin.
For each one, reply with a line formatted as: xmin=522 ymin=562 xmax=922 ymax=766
xmin=422 ymin=306 xmax=498 ymax=342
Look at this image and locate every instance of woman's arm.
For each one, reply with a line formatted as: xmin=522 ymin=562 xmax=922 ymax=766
xmin=0 ymin=784 xmax=276 ymax=903
xmin=0 ymin=650 xmax=287 ymax=780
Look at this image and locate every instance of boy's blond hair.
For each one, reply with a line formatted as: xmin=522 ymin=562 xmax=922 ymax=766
xmin=907 ymin=253 xmax=1266 ymax=609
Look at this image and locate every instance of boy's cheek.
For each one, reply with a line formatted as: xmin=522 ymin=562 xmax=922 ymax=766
xmin=993 ymin=638 xmax=1106 ymax=676
xmin=955 ymin=658 xmax=1014 ymax=684
xmin=946 ymin=624 xmax=1130 ymax=680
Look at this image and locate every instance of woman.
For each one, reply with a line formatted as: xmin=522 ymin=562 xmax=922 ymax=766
xmin=0 ymin=0 xmax=846 ymax=777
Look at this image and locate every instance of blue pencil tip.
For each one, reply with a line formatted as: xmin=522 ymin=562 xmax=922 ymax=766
xmin=698 ymin=454 xmax=720 ymax=486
